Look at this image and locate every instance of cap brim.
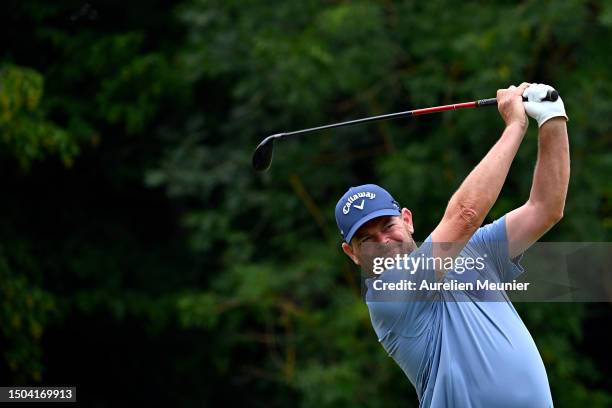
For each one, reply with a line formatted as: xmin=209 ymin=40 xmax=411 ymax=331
xmin=344 ymin=208 xmax=401 ymax=244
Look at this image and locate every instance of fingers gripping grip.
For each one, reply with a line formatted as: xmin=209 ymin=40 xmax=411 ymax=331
xmin=477 ymin=89 xmax=559 ymax=107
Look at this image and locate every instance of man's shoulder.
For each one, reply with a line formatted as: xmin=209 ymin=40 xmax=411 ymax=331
xmin=473 ymin=215 xmax=508 ymax=242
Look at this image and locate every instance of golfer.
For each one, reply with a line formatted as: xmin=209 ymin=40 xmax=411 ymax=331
xmin=335 ymin=83 xmax=569 ymax=407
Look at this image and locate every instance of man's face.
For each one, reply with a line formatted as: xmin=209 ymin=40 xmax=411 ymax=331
xmin=341 ymin=208 xmax=416 ymax=268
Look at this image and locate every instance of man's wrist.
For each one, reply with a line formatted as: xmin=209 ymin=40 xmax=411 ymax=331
xmin=505 ymin=121 xmax=528 ymax=136
xmin=539 ymin=117 xmax=567 ymax=134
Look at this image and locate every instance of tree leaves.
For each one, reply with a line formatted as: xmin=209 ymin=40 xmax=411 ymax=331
xmin=0 ymin=64 xmax=78 ymax=167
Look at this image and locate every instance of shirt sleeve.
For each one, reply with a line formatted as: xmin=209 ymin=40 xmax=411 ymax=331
xmin=468 ymin=215 xmax=525 ymax=283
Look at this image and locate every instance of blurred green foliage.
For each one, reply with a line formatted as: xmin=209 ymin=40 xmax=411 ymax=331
xmin=0 ymin=64 xmax=78 ymax=167
xmin=0 ymin=0 xmax=610 ymax=406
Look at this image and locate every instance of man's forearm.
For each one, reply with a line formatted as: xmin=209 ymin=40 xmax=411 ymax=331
xmin=446 ymin=123 xmax=526 ymax=227
xmin=527 ymin=118 xmax=569 ymax=219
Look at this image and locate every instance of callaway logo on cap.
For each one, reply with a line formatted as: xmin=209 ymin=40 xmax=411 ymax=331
xmin=342 ymin=191 xmax=376 ymax=214
xmin=335 ymin=184 xmax=401 ymax=243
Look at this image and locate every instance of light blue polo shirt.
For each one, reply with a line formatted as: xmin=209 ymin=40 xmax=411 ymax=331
xmin=365 ymin=216 xmax=553 ymax=408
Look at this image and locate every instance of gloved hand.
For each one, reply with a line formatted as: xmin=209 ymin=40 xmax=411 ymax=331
xmin=522 ymin=83 xmax=568 ymax=127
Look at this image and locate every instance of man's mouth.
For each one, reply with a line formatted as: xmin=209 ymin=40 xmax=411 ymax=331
xmin=361 ymin=241 xmax=414 ymax=264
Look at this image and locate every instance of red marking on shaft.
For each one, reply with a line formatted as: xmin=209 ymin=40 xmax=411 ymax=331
xmin=411 ymin=101 xmax=477 ymax=116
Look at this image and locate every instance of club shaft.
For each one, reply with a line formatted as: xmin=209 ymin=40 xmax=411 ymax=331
xmin=277 ymin=89 xmax=558 ymax=139
xmin=282 ymin=99 xmax=499 ymax=137
xmin=253 ymin=89 xmax=558 ymax=170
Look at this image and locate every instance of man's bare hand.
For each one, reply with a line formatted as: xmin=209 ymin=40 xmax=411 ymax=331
xmin=497 ymin=83 xmax=530 ymax=131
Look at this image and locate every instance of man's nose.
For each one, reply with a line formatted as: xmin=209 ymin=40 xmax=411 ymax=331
xmin=373 ymin=232 xmax=390 ymax=244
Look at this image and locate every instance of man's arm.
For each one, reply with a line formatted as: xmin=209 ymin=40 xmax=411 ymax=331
xmin=430 ymin=83 xmax=530 ymax=266
xmin=506 ymin=118 xmax=570 ymax=258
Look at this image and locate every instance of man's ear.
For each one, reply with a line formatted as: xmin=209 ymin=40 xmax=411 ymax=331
xmin=342 ymin=242 xmax=360 ymax=265
xmin=401 ymin=208 xmax=414 ymax=234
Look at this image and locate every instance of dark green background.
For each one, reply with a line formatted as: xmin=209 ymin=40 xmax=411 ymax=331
xmin=1 ymin=0 xmax=610 ymax=406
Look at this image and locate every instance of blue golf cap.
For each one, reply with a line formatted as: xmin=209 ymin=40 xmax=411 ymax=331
xmin=335 ymin=184 xmax=401 ymax=243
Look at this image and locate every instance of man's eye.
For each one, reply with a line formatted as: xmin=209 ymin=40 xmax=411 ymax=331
xmin=384 ymin=223 xmax=394 ymax=230
xmin=361 ymin=236 xmax=371 ymax=243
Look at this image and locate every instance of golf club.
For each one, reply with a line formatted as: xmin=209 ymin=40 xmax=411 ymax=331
xmin=252 ymin=89 xmax=558 ymax=171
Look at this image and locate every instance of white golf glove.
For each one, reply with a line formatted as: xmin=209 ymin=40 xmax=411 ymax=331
xmin=522 ymin=83 xmax=568 ymax=127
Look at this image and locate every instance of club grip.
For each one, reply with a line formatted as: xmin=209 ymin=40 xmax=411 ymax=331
xmin=525 ymin=89 xmax=559 ymax=102
xmin=477 ymin=89 xmax=559 ymax=107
